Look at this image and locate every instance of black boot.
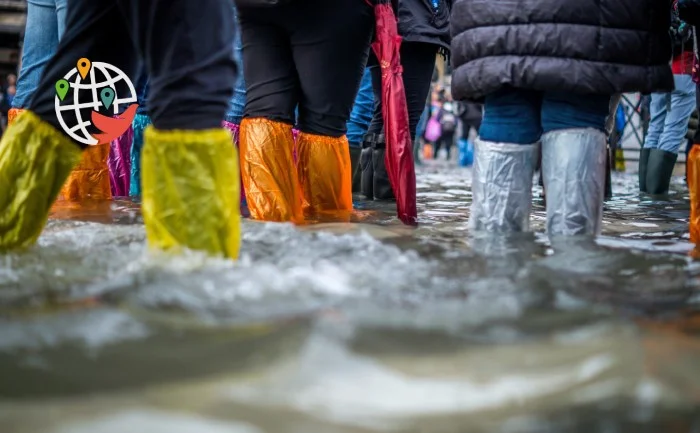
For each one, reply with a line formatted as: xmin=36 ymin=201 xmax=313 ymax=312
xmin=359 ymin=134 xmax=375 ymax=199
xmin=638 ymin=148 xmax=651 ymax=193
xmin=371 ymin=135 xmax=395 ymax=201
xmin=645 ymin=149 xmax=678 ymax=195
xmin=350 ymin=145 xmax=362 ymax=193
xmin=605 ymin=144 xmax=613 ymax=200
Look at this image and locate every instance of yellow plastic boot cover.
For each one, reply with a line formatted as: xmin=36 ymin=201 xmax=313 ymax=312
xmin=57 ymin=143 xmax=112 ymax=201
xmin=689 ymin=146 xmax=700 ymax=244
xmin=296 ymin=132 xmax=353 ymax=218
xmin=0 ymin=110 xmax=82 ymax=251
xmin=141 ymin=127 xmax=241 ymax=259
xmin=10 ymin=108 xmax=111 ymax=202
xmin=240 ymin=118 xmax=303 ymax=223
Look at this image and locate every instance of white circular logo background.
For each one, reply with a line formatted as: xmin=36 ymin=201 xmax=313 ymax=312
xmin=54 ymin=61 xmax=138 ymax=146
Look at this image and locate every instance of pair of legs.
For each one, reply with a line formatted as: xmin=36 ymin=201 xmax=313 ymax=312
xmin=433 ymin=132 xmax=454 ymax=159
xmin=640 ymin=74 xmax=697 ymax=194
xmin=12 ymin=0 xmax=67 ymax=109
xmin=0 ymin=0 xmax=241 ymax=258
xmin=360 ymin=42 xmax=437 ymax=200
xmin=237 ymin=0 xmax=374 ymax=221
xmin=9 ymin=0 xmax=113 ymax=202
xmin=470 ymin=88 xmax=611 ymax=237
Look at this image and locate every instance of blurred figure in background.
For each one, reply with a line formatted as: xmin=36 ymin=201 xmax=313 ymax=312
xmin=434 ymin=97 xmax=457 ymax=160
xmin=455 ymin=100 xmax=482 ymax=167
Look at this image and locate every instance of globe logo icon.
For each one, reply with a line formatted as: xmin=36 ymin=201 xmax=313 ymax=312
xmin=54 ymin=58 xmax=138 ymax=146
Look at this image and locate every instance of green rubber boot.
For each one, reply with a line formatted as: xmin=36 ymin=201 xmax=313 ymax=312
xmin=645 ymin=149 xmax=678 ymax=195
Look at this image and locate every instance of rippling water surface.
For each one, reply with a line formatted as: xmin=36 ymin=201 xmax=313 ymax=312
xmin=2 ymin=162 xmax=700 ymax=433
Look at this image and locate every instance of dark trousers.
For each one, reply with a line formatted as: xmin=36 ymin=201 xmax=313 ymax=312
xmin=238 ymin=0 xmax=374 ymax=138
xmin=367 ymin=42 xmax=437 ymax=139
xmin=433 ymin=132 xmax=454 ymax=159
xmin=29 ymin=0 xmax=237 ymax=149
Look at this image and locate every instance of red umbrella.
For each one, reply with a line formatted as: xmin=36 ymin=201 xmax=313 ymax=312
xmin=371 ymin=0 xmax=418 ymax=225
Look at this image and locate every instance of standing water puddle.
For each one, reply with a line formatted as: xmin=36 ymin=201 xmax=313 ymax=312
xmin=2 ymin=164 xmax=700 ymax=432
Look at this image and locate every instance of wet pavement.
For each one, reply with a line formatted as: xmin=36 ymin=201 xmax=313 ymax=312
xmin=2 ymin=161 xmax=700 ymax=433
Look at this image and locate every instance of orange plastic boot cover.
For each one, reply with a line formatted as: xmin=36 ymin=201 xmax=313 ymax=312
xmin=58 ymin=143 xmax=112 ymax=201
xmin=689 ymin=146 xmax=700 ymax=244
xmin=296 ymin=132 xmax=352 ymax=217
xmin=239 ymin=118 xmax=303 ymax=222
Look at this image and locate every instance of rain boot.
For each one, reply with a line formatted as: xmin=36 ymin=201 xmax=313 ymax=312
xmin=7 ymin=108 xmax=110 ymax=201
xmin=468 ymin=139 xmax=538 ymax=232
xmin=0 ymin=110 xmax=82 ymax=251
xmin=688 ymin=145 xmax=700 ymax=243
xmin=638 ymin=148 xmax=651 ymax=193
xmin=239 ymin=118 xmax=303 ymax=223
xmin=541 ymin=128 xmax=606 ymax=237
xmin=297 ymin=132 xmax=353 ymax=218
xmin=350 ymin=145 xmax=362 ymax=193
xmin=359 ymin=133 xmax=375 ymax=199
xmin=222 ymin=120 xmax=246 ymax=207
xmin=57 ymin=143 xmax=112 ymax=201
xmin=129 ymin=113 xmax=152 ymax=196
xmin=371 ymin=134 xmax=395 ymax=201
xmin=141 ymin=127 xmax=241 ymax=259
xmin=645 ymin=149 xmax=678 ymax=195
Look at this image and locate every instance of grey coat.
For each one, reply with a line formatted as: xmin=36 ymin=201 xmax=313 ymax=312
xmin=450 ymin=0 xmax=675 ymax=101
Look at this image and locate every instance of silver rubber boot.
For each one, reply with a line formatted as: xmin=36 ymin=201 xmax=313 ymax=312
xmin=468 ymin=139 xmax=538 ymax=232
xmin=541 ymin=128 xmax=607 ymax=237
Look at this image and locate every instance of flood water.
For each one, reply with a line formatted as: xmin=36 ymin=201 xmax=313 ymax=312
xmin=2 ymin=162 xmax=700 ymax=433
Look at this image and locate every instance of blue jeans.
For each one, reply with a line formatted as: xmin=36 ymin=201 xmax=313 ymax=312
xmin=226 ymin=5 xmax=246 ymax=124
xmin=644 ymin=74 xmax=697 ymax=154
xmin=479 ymin=89 xmax=611 ymax=144
xmin=13 ymin=0 xmax=68 ymax=109
xmin=346 ymin=68 xmax=374 ymax=147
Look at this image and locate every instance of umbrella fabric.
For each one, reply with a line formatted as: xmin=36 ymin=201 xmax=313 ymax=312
xmin=371 ymin=0 xmax=417 ymax=225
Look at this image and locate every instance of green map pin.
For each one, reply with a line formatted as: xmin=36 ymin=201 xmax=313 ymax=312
xmin=100 ymin=87 xmax=115 ymax=110
xmin=55 ymin=79 xmax=69 ymax=101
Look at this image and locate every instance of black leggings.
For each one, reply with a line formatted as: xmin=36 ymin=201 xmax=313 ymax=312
xmin=367 ymin=42 xmax=438 ymax=139
xmin=29 ymin=0 xmax=237 ymax=149
xmin=238 ymin=0 xmax=374 ymax=137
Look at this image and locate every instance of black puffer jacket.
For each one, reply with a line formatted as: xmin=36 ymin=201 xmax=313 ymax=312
xmin=398 ymin=0 xmax=452 ymax=54
xmin=450 ymin=0 xmax=674 ymax=101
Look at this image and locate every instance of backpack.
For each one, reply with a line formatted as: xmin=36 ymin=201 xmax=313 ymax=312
xmin=439 ymin=103 xmax=457 ymax=133
xmin=672 ymin=1 xmax=694 ymax=56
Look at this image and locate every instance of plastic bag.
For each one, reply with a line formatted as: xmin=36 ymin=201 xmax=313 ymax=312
xmin=424 ymin=116 xmax=442 ymax=142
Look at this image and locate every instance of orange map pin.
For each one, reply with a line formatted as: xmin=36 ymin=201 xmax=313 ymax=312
xmin=77 ymin=58 xmax=91 ymax=79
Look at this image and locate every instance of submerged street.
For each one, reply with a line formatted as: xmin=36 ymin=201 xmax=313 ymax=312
xmin=1 ymin=162 xmax=700 ymax=432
